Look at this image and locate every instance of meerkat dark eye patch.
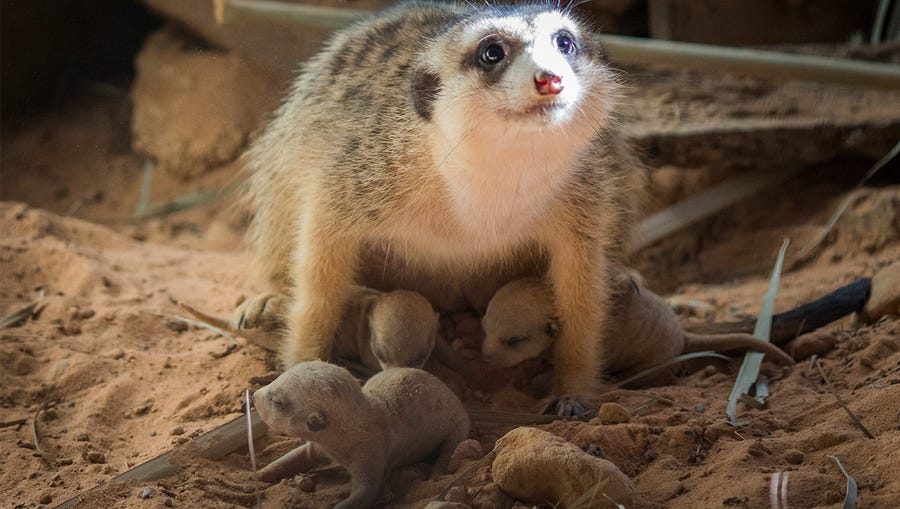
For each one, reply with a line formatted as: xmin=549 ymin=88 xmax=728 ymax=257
xmin=503 ymin=336 xmax=529 ymax=348
xmin=306 ymin=411 xmax=327 ymax=431
xmin=411 ymin=68 xmax=441 ymax=121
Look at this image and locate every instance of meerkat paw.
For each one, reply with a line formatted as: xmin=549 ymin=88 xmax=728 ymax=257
xmin=541 ymin=395 xmax=589 ymax=417
xmin=234 ymin=293 xmax=288 ymax=331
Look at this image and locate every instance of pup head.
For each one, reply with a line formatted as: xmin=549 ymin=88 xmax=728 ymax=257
xmin=253 ymin=360 xmax=364 ymax=438
xmin=369 ymin=290 xmax=439 ymax=370
xmin=481 ymin=278 xmax=559 ymax=368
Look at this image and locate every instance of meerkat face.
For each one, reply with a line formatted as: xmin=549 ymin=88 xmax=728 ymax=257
xmin=417 ymin=7 xmax=613 ymax=132
xmin=253 ymin=361 xmax=360 ymax=437
xmin=482 ymin=314 xmax=558 ymax=368
xmin=481 ymin=278 xmax=560 ymax=368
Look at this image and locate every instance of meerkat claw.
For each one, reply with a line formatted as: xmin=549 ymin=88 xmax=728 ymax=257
xmin=542 ymin=396 xmax=588 ymax=417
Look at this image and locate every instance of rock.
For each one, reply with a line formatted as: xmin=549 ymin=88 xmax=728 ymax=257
xmin=424 ymin=503 xmax=472 ymax=509
xmin=139 ymin=486 xmax=155 ymax=499
xmin=861 ymin=261 xmax=900 ymax=323
xmin=597 ymin=403 xmax=632 ymax=424
xmin=471 ymin=482 xmax=514 ymax=509
xmin=783 ymin=449 xmax=805 ymax=465
xmin=444 ymin=486 xmax=471 ymax=505
xmin=170 ymin=426 xmax=185 ymax=436
xmin=447 ymin=438 xmax=483 ymax=473
xmin=75 ymin=432 xmax=90 ymax=442
xmin=491 ymin=427 xmax=635 ymax=509
xmin=86 ymin=451 xmax=106 ymax=464
xmin=130 ymin=26 xmax=280 ymax=179
xmin=166 ymin=319 xmax=188 ymax=333
xmin=784 ymin=331 xmax=836 ymax=361
xmin=39 ymin=493 xmax=53 ymax=505
xmin=296 ymin=474 xmax=315 ymax=493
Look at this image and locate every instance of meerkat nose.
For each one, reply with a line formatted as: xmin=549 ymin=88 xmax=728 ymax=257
xmin=534 ymin=70 xmax=563 ymax=95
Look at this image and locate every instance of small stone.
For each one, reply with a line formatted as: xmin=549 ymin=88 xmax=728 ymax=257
xmin=491 ymin=427 xmax=634 ymax=508
xmin=471 ymin=482 xmax=513 ymax=509
xmin=444 ymin=486 xmax=470 ymax=505
xmin=170 ymin=426 xmax=185 ymax=436
xmin=783 ymin=449 xmax=805 ymax=465
xmin=785 ymin=331 xmax=836 ymax=361
xmin=163 ymin=499 xmax=174 ymax=507
xmin=166 ymin=320 xmax=188 ymax=333
xmin=140 ymin=486 xmax=155 ymax=499
xmin=598 ymin=402 xmax=631 ymax=424
xmin=86 ymin=451 xmax=107 ymax=464
xmin=78 ymin=309 xmax=96 ymax=320
xmin=39 ymin=493 xmax=52 ymax=505
xmin=424 ymin=503 xmax=472 ymax=509
xmin=447 ymin=439 xmax=483 ymax=473
xmin=176 ymin=437 xmax=189 ymax=445
xmin=861 ymin=260 xmax=900 ymax=323
xmin=75 ymin=433 xmax=90 ymax=442
xmin=296 ymin=474 xmax=315 ymax=493
xmin=703 ymin=365 xmax=718 ymax=377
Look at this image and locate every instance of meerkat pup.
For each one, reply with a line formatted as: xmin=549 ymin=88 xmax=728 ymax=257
xmin=244 ymin=1 xmax=642 ymax=415
xmin=180 ymin=287 xmax=440 ymax=372
xmin=253 ymin=360 xmax=470 ymax=508
xmin=481 ymin=276 xmax=794 ymax=378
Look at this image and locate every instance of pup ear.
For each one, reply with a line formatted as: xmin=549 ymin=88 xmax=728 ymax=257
xmin=410 ymin=66 xmax=442 ymax=121
xmin=306 ymin=411 xmax=327 ymax=432
xmin=545 ymin=318 xmax=560 ymax=338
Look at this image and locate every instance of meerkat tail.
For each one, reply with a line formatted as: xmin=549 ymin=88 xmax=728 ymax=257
xmin=682 ymin=332 xmax=795 ymax=365
xmin=177 ymin=301 xmax=280 ymax=351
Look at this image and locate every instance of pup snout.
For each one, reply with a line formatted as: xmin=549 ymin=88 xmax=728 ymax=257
xmin=534 ymin=70 xmax=563 ymax=95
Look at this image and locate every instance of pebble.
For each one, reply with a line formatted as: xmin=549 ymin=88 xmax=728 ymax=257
xmin=598 ymin=402 xmax=632 ymax=424
xmin=166 ymin=319 xmax=189 ymax=333
xmin=170 ymin=426 xmax=185 ymax=436
xmin=139 ymin=487 xmax=155 ymax=499
xmin=491 ymin=427 xmax=634 ymax=508
xmin=75 ymin=433 xmax=90 ymax=442
xmin=861 ymin=260 xmax=900 ymax=323
xmin=471 ymin=482 xmax=513 ymax=509
xmin=86 ymin=451 xmax=106 ymax=464
xmin=424 ymin=503 xmax=472 ymax=509
xmin=296 ymin=474 xmax=315 ymax=493
xmin=783 ymin=449 xmax=805 ymax=465
xmin=39 ymin=493 xmax=52 ymax=505
xmin=447 ymin=439 xmax=483 ymax=473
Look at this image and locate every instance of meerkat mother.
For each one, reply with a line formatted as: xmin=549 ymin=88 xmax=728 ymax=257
xmin=244 ymin=1 xmax=641 ymax=415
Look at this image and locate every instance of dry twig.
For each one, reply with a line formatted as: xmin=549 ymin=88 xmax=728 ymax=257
xmin=813 ymin=357 xmax=875 ymax=439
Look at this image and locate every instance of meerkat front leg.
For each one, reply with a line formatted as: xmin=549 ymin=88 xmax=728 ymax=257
xmin=543 ymin=234 xmax=609 ymax=416
xmin=335 ymin=462 xmax=385 ymax=509
xmin=281 ymin=218 xmax=360 ymax=366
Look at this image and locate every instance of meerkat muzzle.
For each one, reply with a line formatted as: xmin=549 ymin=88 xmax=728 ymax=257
xmin=534 ymin=70 xmax=564 ymax=95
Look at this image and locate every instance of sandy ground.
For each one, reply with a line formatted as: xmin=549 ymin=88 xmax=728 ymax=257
xmin=2 ymin=37 xmax=900 ymax=509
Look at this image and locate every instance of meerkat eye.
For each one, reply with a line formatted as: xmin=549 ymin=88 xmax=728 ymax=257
xmin=554 ymin=31 xmax=576 ymax=55
xmin=480 ymin=42 xmax=506 ymax=66
xmin=503 ymin=336 xmax=528 ymax=348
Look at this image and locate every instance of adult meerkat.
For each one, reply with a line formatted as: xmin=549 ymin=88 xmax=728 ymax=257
xmin=245 ymin=1 xmax=642 ymax=414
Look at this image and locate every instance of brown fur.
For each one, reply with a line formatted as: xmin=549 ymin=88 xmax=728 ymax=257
xmin=253 ymin=361 xmax=469 ymax=508
xmin=179 ymin=287 xmax=440 ymax=372
xmin=243 ymin=1 xmax=643 ymax=413
xmin=482 ymin=276 xmax=794 ymax=379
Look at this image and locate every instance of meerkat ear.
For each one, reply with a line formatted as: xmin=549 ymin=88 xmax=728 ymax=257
xmin=306 ymin=411 xmax=327 ymax=432
xmin=411 ymin=66 xmax=442 ymax=121
xmin=545 ymin=318 xmax=560 ymax=338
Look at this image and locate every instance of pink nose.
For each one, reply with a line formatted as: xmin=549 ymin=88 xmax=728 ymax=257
xmin=534 ymin=71 xmax=563 ymax=95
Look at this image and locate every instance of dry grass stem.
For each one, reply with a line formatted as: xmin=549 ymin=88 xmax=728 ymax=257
xmin=813 ymin=357 xmax=875 ymax=439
